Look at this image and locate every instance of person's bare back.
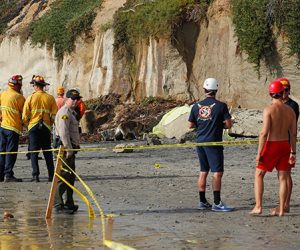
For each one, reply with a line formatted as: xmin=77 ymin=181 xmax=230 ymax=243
xmin=264 ymin=100 xmax=296 ymax=141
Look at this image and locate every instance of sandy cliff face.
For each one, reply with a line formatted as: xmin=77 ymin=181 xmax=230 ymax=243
xmin=0 ymin=0 xmax=299 ymax=107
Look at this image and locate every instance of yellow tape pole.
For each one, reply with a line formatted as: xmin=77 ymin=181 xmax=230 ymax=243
xmin=103 ymin=240 xmax=137 ymax=250
xmin=104 ymin=216 xmax=114 ymax=250
xmin=45 ymin=145 xmax=64 ymax=219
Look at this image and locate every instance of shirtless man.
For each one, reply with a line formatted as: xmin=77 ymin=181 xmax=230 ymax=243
xmin=277 ymin=77 xmax=299 ymax=213
xmin=250 ymin=80 xmax=296 ymax=216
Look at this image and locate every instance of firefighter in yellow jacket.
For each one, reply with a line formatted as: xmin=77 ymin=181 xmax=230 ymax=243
xmin=22 ymin=75 xmax=58 ymax=182
xmin=54 ymin=89 xmax=81 ymax=214
xmin=0 ymin=75 xmax=25 ymax=182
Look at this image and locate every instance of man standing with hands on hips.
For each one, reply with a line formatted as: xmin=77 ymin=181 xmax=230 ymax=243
xmin=54 ymin=89 xmax=81 ymax=214
xmin=188 ymin=78 xmax=233 ymax=212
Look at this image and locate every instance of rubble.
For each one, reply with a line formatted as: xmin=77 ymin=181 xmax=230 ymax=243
xmin=82 ymin=94 xmax=186 ymax=142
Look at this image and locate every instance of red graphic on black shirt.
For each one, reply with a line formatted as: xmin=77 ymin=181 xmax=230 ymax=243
xmin=198 ymin=103 xmax=215 ymax=120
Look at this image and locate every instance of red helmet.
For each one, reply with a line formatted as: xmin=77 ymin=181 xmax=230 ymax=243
xmin=269 ymin=80 xmax=284 ymax=94
xmin=8 ymin=75 xmax=23 ymax=85
xmin=278 ymin=77 xmax=290 ymax=88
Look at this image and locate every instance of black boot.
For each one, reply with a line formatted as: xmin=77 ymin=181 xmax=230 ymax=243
xmin=4 ymin=176 xmax=23 ymax=182
xmin=30 ymin=176 xmax=40 ymax=182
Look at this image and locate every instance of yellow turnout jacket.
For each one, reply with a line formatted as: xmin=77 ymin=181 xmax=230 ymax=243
xmin=0 ymin=88 xmax=25 ymax=134
xmin=22 ymin=90 xmax=58 ymax=131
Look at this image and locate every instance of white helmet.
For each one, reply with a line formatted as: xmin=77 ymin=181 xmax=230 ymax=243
xmin=203 ymin=78 xmax=218 ymax=90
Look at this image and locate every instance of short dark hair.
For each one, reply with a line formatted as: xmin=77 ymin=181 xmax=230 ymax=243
xmin=204 ymin=89 xmax=217 ymax=95
xmin=270 ymin=92 xmax=283 ymax=99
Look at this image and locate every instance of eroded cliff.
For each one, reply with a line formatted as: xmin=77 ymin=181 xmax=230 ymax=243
xmin=0 ymin=0 xmax=299 ymax=108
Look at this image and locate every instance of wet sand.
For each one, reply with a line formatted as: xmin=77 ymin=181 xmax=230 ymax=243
xmin=1 ymin=141 xmax=300 ymax=249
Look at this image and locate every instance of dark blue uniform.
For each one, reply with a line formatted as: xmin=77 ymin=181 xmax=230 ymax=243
xmin=286 ymin=98 xmax=299 ymax=122
xmin=189 ymin=97 xmax=231 ymax=172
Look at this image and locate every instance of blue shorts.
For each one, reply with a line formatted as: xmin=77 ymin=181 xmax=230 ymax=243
xmin=196 ymin=146 xmax=224 ymax=172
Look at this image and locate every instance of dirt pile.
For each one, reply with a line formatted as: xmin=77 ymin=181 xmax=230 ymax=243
xmin=81 ymin=94 xmax=186 ymax=142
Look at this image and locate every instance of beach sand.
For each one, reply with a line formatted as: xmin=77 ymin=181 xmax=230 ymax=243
xmin=0 ymin=141 xmax=300 ymax=249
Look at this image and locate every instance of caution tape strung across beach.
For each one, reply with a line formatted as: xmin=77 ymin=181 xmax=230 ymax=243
xmin=1 ymin=138 xmax=299 ymax=155
xmin=1 ymin=138 xmax=300 ymax=155
xmin=57 ymin=155 xmax=137 ymax=250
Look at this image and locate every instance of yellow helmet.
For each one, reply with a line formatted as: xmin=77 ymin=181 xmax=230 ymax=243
xmin=57 ymin=86 xmax=65 ymax=95
xmin=30 ymin=75 xmax=49 ymax=86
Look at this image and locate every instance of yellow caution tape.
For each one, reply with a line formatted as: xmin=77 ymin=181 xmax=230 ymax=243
xmin=55 ymin=172 xmax=95 ymax=219
xmin=58 ymin=156 xmax=107 ymax=241
xmin=104 ymin=240 xmax=137 ymax=250
xmin=1 ymin=138 xmax=300 ymax=155
xmin=105 ymin=213 xmax=127 ymax=217
xmin=58 ymin=156 xmax=137 ymax=249
xmin=0 ymin=148 xmax=58 ymax=155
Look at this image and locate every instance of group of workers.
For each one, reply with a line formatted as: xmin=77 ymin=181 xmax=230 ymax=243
xmin=0 ymin=74 xmax=85 ymax=213
xmin=189 ymin=77 xmax=298 ymax=216
xmin=0 ymin=73 xmax=298 ymax=216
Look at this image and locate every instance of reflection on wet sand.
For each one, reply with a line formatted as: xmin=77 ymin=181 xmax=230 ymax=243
xmin=0 ymin=188 xmax=103 ymax=249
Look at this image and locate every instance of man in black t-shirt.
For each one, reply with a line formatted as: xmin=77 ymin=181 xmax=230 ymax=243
xmin=188 ymin=78 xmax=233 ymax=212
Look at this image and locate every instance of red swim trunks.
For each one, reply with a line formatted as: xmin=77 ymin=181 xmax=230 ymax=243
xmin=256 ymin=140 xmax=291 ymax=172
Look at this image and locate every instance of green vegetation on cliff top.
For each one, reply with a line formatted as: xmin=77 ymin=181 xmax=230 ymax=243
xmin=30 ymin=0 xmax=102 ymax=60
xmin=0 ymin=0 xmax=22 ymax=33
xmin=231 ymin=0 xmax=300 ymax=69
xmin=2 ymin=0 xmax=300 ymax=71
xmin=113 ymin=0 xmax=211 ymax=61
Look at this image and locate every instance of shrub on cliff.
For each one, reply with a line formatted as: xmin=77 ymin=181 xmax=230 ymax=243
xmin=231 ymin=0 xmax=300 ymax=70
xmin=0 ymin=0 xmax=23 ymax=33
xmin=113 ymin=0 xmax=211 ymax=61
xmin=30 ymin=0 xmax=102 ymax=60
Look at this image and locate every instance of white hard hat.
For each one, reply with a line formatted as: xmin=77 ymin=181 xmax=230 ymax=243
xmin=203 ymin=78 xmax=218 ymax=90
xmin=69 ymin=87 xmax=80 ymax=94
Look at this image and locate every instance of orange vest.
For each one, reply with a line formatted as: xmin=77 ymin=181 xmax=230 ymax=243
xmin=55 ymin=96 xmax=66 ymax=110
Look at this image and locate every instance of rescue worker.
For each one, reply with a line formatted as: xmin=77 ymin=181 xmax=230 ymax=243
xmin=69 ymin=88 xmax=85 ymax=133
xmin=53 ymin=86 xmax=66 ymax=148
xmin=250 ymin=80 xmax=296 ymax=216
xmin=54 ymin=89 xmax=81 ymax=214
xmin=22 ymin=75 xmax=58 ymax=182
xmin=55 ymin=86 xmax=66 ymax=110
xmin=272 ymin=77 xmax=299 ymax=214
xmin=0 ymin=75 xmax=25 ymax=182
xmin=188 ymin=78 xmax=233 ymax=212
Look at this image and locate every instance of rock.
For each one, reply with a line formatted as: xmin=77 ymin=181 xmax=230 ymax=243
xmin=100 ymin=128 xmax=116 ymax=141
xmin=115 ymin=121 xmax=145 ymax=140
xmin=113 ymin=143 xmax=134 ymax=153
xmin=144 ymin=133 xmax=162 ymax=145
xmin=229 ymin=108 xmax=263 ymax=137
xmin=81 ymin=110 xmax=109 ymax=134
xmin=3 ymin=212 xmax=14 ymax=219
xmin=180 ymin=130 xmax=197 ymax=142
xmin=80 ymin=110 xmax=96 ymax=134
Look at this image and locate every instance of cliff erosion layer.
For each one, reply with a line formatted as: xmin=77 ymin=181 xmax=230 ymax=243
xmin=0 ymin=0 xmax=299 ymax=108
